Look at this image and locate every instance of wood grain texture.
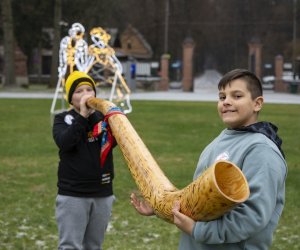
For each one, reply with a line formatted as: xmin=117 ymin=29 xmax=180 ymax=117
xmin=87 ymin=97 xmax=250 ymax=223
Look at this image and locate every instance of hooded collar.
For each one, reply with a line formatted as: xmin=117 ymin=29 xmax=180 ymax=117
xmin=233 ymin=122 xmax=285 ymax=158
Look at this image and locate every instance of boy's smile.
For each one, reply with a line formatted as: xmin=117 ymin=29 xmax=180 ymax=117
xmin=217 ymin=79 xmax=263 ymax=129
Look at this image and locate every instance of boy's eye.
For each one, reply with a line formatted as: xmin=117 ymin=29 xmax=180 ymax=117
xmin=219 ymin=95 xmax=226 ymax=101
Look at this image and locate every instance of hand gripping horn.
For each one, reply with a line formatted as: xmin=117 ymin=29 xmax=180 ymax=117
xmin=87 ymin=97 xmax=250 ymax=223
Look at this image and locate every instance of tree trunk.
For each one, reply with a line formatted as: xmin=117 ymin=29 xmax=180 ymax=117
xmin=1 ymin=0 xmax=16 ymax=86
xmin=49 ymin=0 xmax=62 ymax=88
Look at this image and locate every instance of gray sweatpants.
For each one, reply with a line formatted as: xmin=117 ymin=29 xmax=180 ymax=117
xmin=55 ymin=194 xmax=115 ymax=250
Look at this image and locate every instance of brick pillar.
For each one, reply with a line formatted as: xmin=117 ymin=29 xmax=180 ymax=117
xmin=182 ymin=37 xmax=195 ymax=92
xmin=248 ymin=38 xmax=262 ymax=78
xmin=274 ymin=55 xmax=288 ymax=92
xmin=1 ymin=46 xmax=29 ymax=86
xmin=159 ymin=54 xmax=170 ymax=91
xmin=15 ymin=46 xmax=29 ymax=86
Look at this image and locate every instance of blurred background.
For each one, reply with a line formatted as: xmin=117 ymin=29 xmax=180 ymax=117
xmin=1 ymin=0 xmax=299 ymax=92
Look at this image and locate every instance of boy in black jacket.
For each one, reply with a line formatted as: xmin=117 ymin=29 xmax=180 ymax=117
xmin=53 ymin=71 xmax=116 ymax=250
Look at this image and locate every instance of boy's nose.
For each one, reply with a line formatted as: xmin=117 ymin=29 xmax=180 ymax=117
xmin=223 ymin=97 xmax=232 ymax=105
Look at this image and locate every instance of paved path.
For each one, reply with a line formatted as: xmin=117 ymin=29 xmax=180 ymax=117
xmin=130 ymin=89 xmax=300 ymax=104
xmin=0 ymin=89 xmax=299 ymax=104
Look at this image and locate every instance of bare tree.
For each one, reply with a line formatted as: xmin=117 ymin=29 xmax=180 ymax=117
xmin=49 ymin=0 xmax=62 ymax=88
xmin=1 ymin=0 xmax=16 ymax=86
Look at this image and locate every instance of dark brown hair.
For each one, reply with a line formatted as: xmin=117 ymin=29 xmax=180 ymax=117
xmin=218 ymin=69 xmax=263 ymax=99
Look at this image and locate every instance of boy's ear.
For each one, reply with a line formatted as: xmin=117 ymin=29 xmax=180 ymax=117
xmin=254 ymin=96 xmax=264 ymax=112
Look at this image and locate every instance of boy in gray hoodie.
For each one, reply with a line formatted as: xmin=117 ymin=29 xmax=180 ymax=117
xmin=131 ymin=68 xmax=287 ymax=250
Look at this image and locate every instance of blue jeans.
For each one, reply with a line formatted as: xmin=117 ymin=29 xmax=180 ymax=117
xmin=55 ymin=195 xmax=115 ymax=250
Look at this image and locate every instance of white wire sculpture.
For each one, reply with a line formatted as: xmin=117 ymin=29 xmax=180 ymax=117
xmin=51 ymin=23 xmax=132 ymax=116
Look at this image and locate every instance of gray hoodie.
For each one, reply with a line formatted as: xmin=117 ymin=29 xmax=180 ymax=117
xmin=179 ymin=123 xmax=287 ymax=250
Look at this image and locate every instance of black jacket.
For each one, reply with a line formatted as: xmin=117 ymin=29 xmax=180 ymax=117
xmin=53 ymin=109 xmax=116 ymax=197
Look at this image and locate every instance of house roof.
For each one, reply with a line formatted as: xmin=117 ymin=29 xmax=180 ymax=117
xmin=116 ymin=24 xmax=153 ymax=59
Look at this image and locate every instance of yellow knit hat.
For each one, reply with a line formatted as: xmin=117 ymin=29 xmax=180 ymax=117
xmin=65 ymin=71 xmax=96 ymax=104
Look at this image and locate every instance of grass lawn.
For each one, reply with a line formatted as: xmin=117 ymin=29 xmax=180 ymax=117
xmin=0 ymin=98 xmax=299 ymax=249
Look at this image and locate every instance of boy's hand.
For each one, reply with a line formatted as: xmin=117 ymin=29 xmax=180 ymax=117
xmin=130 ymin=193 xmax=155 ymax=216
xmin=172 ymin=201 xmax=195 ymax=235
xmin=80 ymin=95 xmax=95 ymax=118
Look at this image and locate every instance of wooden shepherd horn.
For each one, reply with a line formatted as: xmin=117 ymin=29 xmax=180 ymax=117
xmin=87 ymin=97 xmax=250 ymax=223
